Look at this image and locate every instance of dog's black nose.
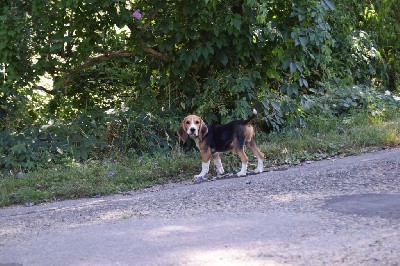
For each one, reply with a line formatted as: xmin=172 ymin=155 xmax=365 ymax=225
xmin=190 ymin=127 xmax=195 ymax=133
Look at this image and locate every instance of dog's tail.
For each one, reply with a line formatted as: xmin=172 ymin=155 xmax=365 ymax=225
xmin=245 ymin=109 xmax=258 ymax=125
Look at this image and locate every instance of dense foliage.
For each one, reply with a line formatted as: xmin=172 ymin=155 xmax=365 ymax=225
xmin=1 ymin=0 xmax=399 ymax=171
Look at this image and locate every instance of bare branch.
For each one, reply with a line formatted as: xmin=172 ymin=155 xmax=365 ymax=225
xmin=71 ymin=46 xmax=168 ymax=75
xmin=142 ymin=45 xmax=168 ymax=61
xmin=34 ymin=85 xmax=57 ymax=95
xmin=69 ymin=51 xmax=136 ymax=75
xmin=61 ymin=47 xmax=168 ymax=86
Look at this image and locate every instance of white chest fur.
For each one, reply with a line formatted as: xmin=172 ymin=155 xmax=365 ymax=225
xmin=194 ymin=138 xmax=200 ymax=149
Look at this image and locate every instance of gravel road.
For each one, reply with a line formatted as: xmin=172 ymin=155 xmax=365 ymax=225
xmin=0 ymin=148 xmax=399 ymax=265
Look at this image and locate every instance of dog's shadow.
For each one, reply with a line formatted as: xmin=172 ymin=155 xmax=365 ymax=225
xmin=193 ymin=165 xmax=289 ymax=184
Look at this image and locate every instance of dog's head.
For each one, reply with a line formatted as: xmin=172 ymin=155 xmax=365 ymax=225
xmin=177 ymin=115 xmax=208 ymax=142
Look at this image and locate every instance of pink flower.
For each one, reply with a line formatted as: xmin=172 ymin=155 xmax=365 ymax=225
xmin=132 ymin=9 xmax=141 ymax=20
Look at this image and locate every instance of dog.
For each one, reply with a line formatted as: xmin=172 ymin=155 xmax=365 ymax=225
xmin=177 ymin=109 xmax=264 ymax=180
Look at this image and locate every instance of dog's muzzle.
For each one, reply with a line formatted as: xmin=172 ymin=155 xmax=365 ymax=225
xmin=188 ymin=127 xmax=197 ymax=137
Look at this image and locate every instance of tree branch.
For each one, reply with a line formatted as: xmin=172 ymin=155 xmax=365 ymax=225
xmin=69 ymin=51 xmax=136 ymax=75
xmin=62 ymin=47 xmax=168 ymax=86
xmin=34 ymin=85 xmax=57 ymax=95
xmin=142 ymin=45 xmax=168 ymax=61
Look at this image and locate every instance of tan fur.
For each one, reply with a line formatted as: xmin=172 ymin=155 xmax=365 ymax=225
xmin=177 ymin=115 xmax=208 ymax=142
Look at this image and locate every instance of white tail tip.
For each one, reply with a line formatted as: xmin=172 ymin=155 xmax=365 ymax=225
xmin=253 ymin=109 xmax=257 ymax=115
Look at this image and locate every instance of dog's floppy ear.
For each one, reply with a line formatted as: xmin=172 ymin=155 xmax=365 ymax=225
xmin=177 ymin=120 xmax=188 ymax=142
xmin=198 ymin=119 xmax=208 ymax=141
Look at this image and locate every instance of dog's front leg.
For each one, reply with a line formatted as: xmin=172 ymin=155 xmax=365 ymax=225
xmin=194 ymin=149 xmax=212 ymax=182
xmin=213 ymin=153 xmax=225 ymax=176
xmin=194 ymin=161 xmax=210 ymax=182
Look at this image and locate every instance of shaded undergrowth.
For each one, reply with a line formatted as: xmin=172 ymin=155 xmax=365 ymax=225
xmin=1 ymin=110 xmax=399 ymax=207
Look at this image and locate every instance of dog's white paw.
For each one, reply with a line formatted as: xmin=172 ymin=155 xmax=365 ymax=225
xmin=194 ymin=175 xmax=207 ymax=183
xmin=236 ymin=171 xmax=247 ymax=177
xmin=254 ymin=159 xmax=264 ymax=174
xmin=216 ymin=169 xmax=225 ymax=176
xmin=254 ymin=167 xmax=264 ymax=173
xmin=237 ymin=162 xmax=248 ymax=177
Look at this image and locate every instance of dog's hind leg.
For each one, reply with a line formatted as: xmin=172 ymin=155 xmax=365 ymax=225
xmin=236 ymin=149 xmax=249 ymax=176
xmin=246 ymin=139 xmax=264 ymax=173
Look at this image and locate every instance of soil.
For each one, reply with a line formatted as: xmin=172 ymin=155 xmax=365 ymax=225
xmin=0 ymin=148 xmax=399 ymax=265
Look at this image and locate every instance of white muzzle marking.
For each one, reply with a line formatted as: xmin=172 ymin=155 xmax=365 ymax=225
xmin=187 ymin=119 xmax=198 ymax=137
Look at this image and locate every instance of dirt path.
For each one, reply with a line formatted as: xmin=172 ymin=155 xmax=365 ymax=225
xmin=0 ymin=148 xmax=399 ymax=265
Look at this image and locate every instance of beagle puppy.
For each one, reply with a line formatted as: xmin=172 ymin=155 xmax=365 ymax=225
xmin=177 ymin=109 xmax=264 ymax=180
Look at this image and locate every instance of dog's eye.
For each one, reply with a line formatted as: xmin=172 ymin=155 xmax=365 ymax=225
xmin=195 ymin=121 xmax=200 ymax=125
xmin=186 ymin=121 xmax=190 ymax=124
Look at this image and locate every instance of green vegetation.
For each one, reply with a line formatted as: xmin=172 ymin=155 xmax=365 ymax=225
xmin=1 ymin=1 xmax=400 ymax=206
xmin=1 ymin=109 xmax=399 ymax=207
xmin=263 ymin=110 xmax=400 ymax=165
xmin=0 ymin=151 xmax=199 ymax=206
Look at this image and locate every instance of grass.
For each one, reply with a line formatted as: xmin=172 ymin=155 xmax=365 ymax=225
xmin=1 ymin=109 xmax=399 ymax=207
xmin=260 ymin=110 xmax=400 ymax=166
xmin=0 ymin=151 xmax=199 ymax=207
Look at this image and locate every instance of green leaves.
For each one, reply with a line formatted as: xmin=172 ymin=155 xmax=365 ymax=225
xmin=1 ymin=0 xmax=399 ymax=170
xmin=322 ymin=0 xmax=336 ymax=10
xmin=226 ymin=13 xmax=242 ymax=34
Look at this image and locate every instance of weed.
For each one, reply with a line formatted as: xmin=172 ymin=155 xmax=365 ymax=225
xmin=258 ymin=109 xmax=400 ymax=166
xmin=1 ymin=109 xmax=399 ymax=207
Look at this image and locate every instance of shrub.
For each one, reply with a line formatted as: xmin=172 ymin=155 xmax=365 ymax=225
xmin=1 ymin=109 xmax=180 ymax=171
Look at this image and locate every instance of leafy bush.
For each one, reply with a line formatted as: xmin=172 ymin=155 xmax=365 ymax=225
xmin=1 ymin=0 xmax=400 ymax=173
xmin=1 ymin=109 xmax=180 ymax=171
xmin=304 ymin=84 xmax=400 ymax=116
xmin=2 ymin=0 xmax=399 ymax=129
